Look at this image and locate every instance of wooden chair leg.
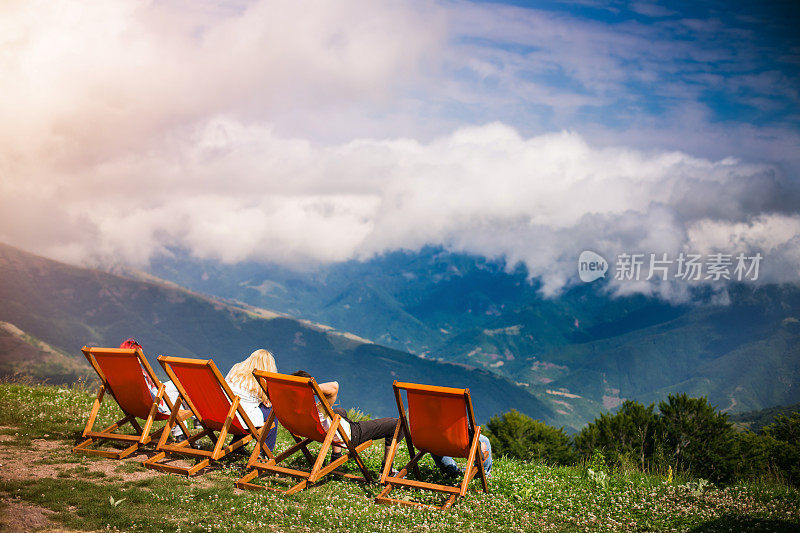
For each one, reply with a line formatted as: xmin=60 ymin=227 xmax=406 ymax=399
xmin=72 ymin=437 xmax=95 ymax=453
xmin=290 ymin=433 xmax=316 ymax=466
xmin=236 ymin=438 xmax=373 ymax=493
xmin=79 ymin=386 xmax=105 ymax=439
xmin=307 ymin=417 xmax=338 ymax=483
xmin=73 ymin=440 xmax=140 ymax=460
xmin=247 ymin=412 xmax=277 ymax=469
xmin=73 ymin=414 xmax=141 ymax=458
xmin=380 ymin=420 xmax=403 ymax=483
xmin=377 ymin=436 xmax=486 ymax=511
xmin=475 ymin=429 xmax=489 ymax=493
xmin=235 ymin=469 xmax=263 ymax=491
xmin=376 ymin=486 xmax=457 ymax=511
xmin=460 ymin=432 xmax=481 ymax=497
xmin=284 ymin=479 xmax=310 ymax=496
xmin=211 ymin=397 xmax=238 ymax=460
xmin=144 ymin=423 xmax=215 ymax=476
xmin=441 ymin=495 xmax=458 ymax=510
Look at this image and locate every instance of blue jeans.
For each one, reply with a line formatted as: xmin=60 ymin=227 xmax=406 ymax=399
xmin=431 ymin=434 xmax=492 ymax=476
xmin=258 ymin=405 xmax=278 ymax=451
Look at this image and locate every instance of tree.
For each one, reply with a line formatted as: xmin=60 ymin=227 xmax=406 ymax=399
xmin=657 ymin=393 xmax=733 ymax=481
xmin=762 ymin=412 xmax=800 ymax=486
xmin=485 ymin=409 xmax=576 ymax=465
xmin=574 ymin=400 xmax=657 ymax=469
xmin=762 ymin=412 xmax=800 ymax=445
xmin=721 ymin=430 xmax=776 ymax=482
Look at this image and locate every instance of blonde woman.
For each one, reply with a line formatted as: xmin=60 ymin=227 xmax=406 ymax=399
xmin=226 ymin=348 xmax=279 ymax=451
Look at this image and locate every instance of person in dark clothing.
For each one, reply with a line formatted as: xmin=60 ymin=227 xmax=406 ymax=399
xmin=292 ymin=370 xmax=401 ymax=474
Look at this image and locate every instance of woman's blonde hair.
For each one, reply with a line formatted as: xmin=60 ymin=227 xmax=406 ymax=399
xmin=225 ymin=349 xmax=277 ymax=406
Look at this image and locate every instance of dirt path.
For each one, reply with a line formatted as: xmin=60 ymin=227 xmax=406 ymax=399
xmin=0 ymin=427 xmax=210 ymax=532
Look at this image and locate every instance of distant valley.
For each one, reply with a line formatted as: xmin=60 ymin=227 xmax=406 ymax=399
xmin=142 ymin=247 xmax=800 ymax=425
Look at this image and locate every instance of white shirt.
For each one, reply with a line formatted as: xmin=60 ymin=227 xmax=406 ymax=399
xmin=164 ymin=380 xmax=179 ymax=404
xmin=227 ymin=380 xmax=265 ymax=427
xmin=140 ymin=367 xmax=170 ymax=415
xmin=318 ymin=405 xmax=351 ymax=444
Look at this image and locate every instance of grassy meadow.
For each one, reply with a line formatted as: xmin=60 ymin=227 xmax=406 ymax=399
xmin=0 ymin=380 xmax=798 ymax=532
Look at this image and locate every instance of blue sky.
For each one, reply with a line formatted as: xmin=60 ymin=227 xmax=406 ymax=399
xmin=425 ymin=1 xmax=800 ymax=163
xmin=0 ymin=0 xmax=798 ymax=298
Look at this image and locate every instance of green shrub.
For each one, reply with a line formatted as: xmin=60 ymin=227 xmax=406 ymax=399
xmin=485 ymin=409 xmax=576 ymax=465
xmin=762 ymin=413 xmax=800 ymax=485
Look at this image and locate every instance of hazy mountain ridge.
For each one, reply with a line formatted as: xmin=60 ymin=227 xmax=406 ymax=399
xmin=0 ymin=242 xmax=554 ymax=425
xmin=730 ymin=400 xmax=800 ymax=432
xmin=146 ymin=248 xmax=525 ymax=355
xmin=541 ymin=286 xmax=800 ymax=413
xmin=0 ymin=321 xmax=91 ymax=384
xmin=142 ymin=247 xmax=800 ymax=423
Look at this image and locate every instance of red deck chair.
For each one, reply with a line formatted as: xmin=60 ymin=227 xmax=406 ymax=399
xmin=144 ymin=356 xmax=269 ymax=476
xmin=375 ymin=381 xmax=489 ymax=510
xmin=236 ymin=370 xmax=373 ymax=494
xmin=73 ymin=346 xmax=190 ymax=459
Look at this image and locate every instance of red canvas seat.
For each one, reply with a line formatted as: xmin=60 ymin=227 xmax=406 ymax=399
xmin=144 ymin=356 xmax=269 ymax=476
xmin=236 ymin=371 xmax=373 ymax=495
xmin=375 ymin=381 xmax=489 ymax=510
xmin=73 ymin=346 xmax=190 ymax=459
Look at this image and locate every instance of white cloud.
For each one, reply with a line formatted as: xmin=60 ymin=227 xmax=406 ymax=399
xmin=688 ymin=215 xmax=800 ymax=255
xmin=0 ymin=0 xmax=444 ymax=165
xmin=3 ymin=115 xmax=797 ymax=297
xmin=0 ymin=0 xmax=798 ymax=301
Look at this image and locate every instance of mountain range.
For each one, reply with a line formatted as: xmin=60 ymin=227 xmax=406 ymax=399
xmin=0 ymin=242 xmax=553 ymax=425
xmin=142 ymin=247 xmax=800 ymax=425
xmin=2 ymin=241 xmax=798 ymax=430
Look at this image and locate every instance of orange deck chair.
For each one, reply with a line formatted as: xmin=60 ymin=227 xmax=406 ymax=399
xmin=375 ymin=381 xmax=489 ymax=510
xmin=73 ymin=346 xmax=191 ymax=459
xmin=236 ymin=370 xmax=373 ymax=494
xmin=144 ymin=356 xmax=269 ymax=476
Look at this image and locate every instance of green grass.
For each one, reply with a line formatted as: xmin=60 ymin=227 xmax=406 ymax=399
xmin=1 ymin=381 xmax=799 ymax=532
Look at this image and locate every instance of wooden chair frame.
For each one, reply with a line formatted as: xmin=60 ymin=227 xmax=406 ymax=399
xmin=375 ymin=381 xmax=489 ymax=510
xmin=73 ymin=346 xmax=191 ymax=460
xmin=236 ymin=370 xmax=373 ymax=495
xmin=144 ymin=356 xmax=269 ymax=476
